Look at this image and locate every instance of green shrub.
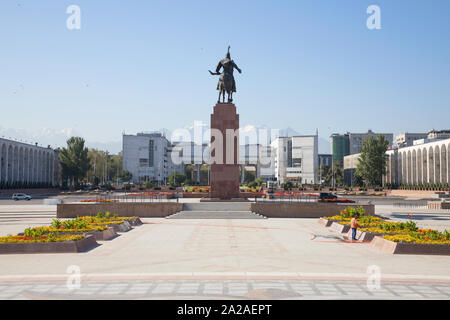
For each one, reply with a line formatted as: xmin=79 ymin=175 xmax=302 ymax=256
xmin=443 ymin=230 xmax=450 ymax=240
xmin=406 ymin=221 xmax=417 ymax=232
xmin=356 ymin=206 xmax=365 ymax=217
xmin=52 ymin=219 xmax=62 ymax=229
xmin=359 ymin=215 xmax=375 ymax=224
xmin=426 ymin=230 xmax=442 ymax=241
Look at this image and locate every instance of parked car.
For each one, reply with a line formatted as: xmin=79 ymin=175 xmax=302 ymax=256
xmin=12 ymin=193 xmax=32 ymax=201
xmin=319 ymin=192 xmax=338 ymax=200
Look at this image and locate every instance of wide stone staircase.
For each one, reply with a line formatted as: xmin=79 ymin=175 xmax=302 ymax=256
xmin=166 ymin=202 xmax=266 ymax=219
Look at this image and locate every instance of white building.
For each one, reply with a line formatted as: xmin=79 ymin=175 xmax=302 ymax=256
xmin=385 ymin=138 xmax=450 ymax=186
xmin=238 ymin=144 xmax=276 ymax=182
xmin=122 ymin=132 xmax=184 ymax=184
xmin=0 ymin=138 xmax=60 ymax=186
xmin=271 ymin=135 xmax=318 ymax=184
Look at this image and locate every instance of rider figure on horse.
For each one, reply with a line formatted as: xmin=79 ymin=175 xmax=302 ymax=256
xmin=209 ymin=46 xmax=242 ymax=104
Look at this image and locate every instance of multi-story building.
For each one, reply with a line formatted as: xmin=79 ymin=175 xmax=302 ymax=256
xmin=271 ymin=135 xmax=318 ymax=184
xmin=239 ymin=144 xmax=276 ymax=182
xmin=318 ymin=154 xmax=332 ymax=167
xmin=122 ymin=132 xmax=184 ymax=184
xmin=343 ymin=153 xmax=361 ymax=186
xmin=330 ymin=133 xmax=350 ymax=164
xmin=348 ymin=130 xmax=393 ymax=155
xmin=0 ymin=138 xmax=61 ymax=186
xmin=427 ymin=130 xmax=450 ymax=140
xmin=395 ymin=133 xmax=428 ymax=148
xmin=331 ymin=130 xmax=393 ymax=164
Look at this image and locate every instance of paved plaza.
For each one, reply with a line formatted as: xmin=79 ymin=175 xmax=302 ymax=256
xmin=1 ymin=279 xmax=450 ymax=300
xmin=1 ymin=200 xmax=450 ymax=299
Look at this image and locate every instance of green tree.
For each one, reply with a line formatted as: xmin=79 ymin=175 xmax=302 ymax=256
xmin=200 ymin=164 xmax=210 ymax=185
xmin=352 ymin=171 xmax=364 ymax=187
xmin=254 ymin=177 xmax=263 ymax=187
xmin=184 ymin=164 xmax=194 ymax=185
xmin=333 ymin=161 xmax=344 ymax=186
xmin=60 ymin=137 xmax=91 ymax=186
xmin=168 ymin=172 xmax=186 ymax=187
xmin=317 ymin=164 xmax=331 ymax=185
xmin=282 ymin=181 xmax=294 ymax=190
xmin=244 ymin=170 xmax=256 ymax=184
xmin=119 ymin=170 xmax=133 ymax=182
xmin=355 ymin=136 xmax=389 ymax=187
xmin=323 ymin=161 xmax=343 ymax=186
xmin=86 ymin=150 xmax=127 ymax=185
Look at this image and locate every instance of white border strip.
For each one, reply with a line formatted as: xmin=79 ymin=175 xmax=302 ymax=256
xmin=0 ymin=272 xmax=450 ymax=281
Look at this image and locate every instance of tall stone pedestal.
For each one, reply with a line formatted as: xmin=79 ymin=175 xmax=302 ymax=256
xmin=210 ymin=103 xmax=240 ymax=200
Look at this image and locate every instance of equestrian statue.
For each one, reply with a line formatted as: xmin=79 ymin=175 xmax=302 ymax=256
xmin=209 ymin=46 xmax=242 ymax=104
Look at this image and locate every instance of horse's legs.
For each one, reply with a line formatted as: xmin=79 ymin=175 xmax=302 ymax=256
xmin=217 ymin=90 xmax=221 ymax=103
xmin=222 ymin=90 xmax=225 ymax=103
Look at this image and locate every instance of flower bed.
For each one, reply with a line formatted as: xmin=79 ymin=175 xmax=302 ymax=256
xmin=0 ymin=234 xmax=84 ymax=243
xmin=78 ymin=212 xmax=142 ymax=226
xmin=0 ymin=234 xmax=97 ymax=254
xmin=384 ymin=229 xmax=450 ymax=244
xmin=80 ymin=199 xmax=117 ymax=203
xmin=22 ymin=226 xmax=117 ymax=241
xmin=371 ymin=236 xmax=450 ymax=255
xmin=183 ymin=186 xmax=211 ymax=193
xmin=78 ymin=216 xmax=132 ymax=232
xmin=321 ymin=207 xmax=383 ymax=230
xmin=0 ymin=211 xmax=142 ymax=254
xmin=320 ymin=204 xmax=450 ymax=253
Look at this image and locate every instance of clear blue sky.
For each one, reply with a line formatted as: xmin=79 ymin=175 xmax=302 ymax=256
xmin=1 ymin=0 xmax=450 ymax=152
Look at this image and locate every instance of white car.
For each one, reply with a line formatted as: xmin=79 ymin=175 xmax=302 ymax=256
xmin=12 ymin=193 xmax=32 ymax=201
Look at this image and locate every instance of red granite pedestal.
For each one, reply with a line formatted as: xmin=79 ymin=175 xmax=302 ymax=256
xmin=209 ymin=103 xmax=240 ymax=200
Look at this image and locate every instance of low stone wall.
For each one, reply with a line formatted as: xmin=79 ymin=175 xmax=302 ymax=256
xmin=181 ymin=192 xmax=264 ymax=199
xmin=57 ymin=203 xmax=183 ymax=218
xmin=371 ymin=236 xmax=450 ymax=255
xmin=180 ymin=193 xmax=208 ymax=198
xmin=251 ymin=202 xmax=374 ymax=218
xmin=428 ymin=201 xmax=450 ymax=210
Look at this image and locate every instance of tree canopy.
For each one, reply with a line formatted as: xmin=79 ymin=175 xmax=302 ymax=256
xmin=168 ymin=172 xmax=187 ymax=187
xmin=355 ymin=136 xmax=389 ymax=187
xmin=60 ymin=137 xmax=91 ymax=186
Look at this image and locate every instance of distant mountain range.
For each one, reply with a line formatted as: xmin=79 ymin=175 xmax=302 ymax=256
xmin=0 ymin=126 xmax=122 ymax=154
xmin=0 ymin=125 xmax=331 ymax=155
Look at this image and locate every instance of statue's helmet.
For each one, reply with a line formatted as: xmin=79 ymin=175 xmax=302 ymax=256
xmin=226 ymin=46 xmax=231 ymax=59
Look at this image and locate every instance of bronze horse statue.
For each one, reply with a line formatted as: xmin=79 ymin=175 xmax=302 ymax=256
xmin=209 ymin=46 xmax=242 ymax=103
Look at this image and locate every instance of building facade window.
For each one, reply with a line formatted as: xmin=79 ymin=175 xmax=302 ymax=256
xmin=292 ymin=158 xmax=302 ymax=167
xmin=149 ymin=140 xmax=154 ymax=167
xmin=139 ymin=158 xmax=149 ymax=167
xmin=287 ymin=140 xmax=292 ymax=167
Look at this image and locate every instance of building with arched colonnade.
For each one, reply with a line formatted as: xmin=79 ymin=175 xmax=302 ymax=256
xmin=0 ymin=138 xmax=61 ymax=187
xmin=384 ymin=138 xmax=450 ymax=186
